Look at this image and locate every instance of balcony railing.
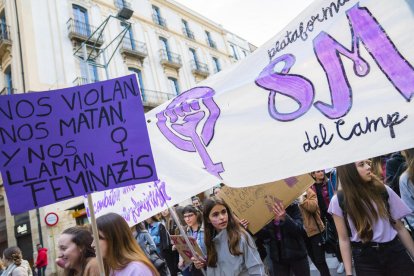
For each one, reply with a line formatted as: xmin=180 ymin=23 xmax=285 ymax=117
xmin=0 ymin=86 xmax=16 ymax=95
xmin=114 ymin=0 xmax=131 ymax=9
xmin=190 ymin=60 xmax=209 ymax=78
xmin=120 ymin=38 xmax=147 ymax=59
xmin=182 ymin=27 xmax=195 ymax=40
xmin=152 ymin=14 xmax=167 ymax=28
xmin=141 ymin=89 xmax=175 ymax=107
xmin=159 ymin=49 xmax=182 ymax=69
xmin=0 ymin=23 xmax=12 ymax=56
xmin=67 ymin=18 xmax=104 ymax=46
xmin=206 ymin=38 xmax=217 ymax=49
xmin=73 ymin=77 xmax=99 ymax=86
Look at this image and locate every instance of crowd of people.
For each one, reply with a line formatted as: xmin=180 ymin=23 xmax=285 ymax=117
xmin=1 ymin=149 xmax=414 ymax=276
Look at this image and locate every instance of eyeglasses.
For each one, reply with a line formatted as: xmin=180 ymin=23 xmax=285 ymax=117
xmin=183 ymin=213 xmax=195 ymax=219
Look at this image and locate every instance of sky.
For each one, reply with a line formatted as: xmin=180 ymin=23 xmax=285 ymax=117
xmin=173 ymin=0 xmax=314 ymax=47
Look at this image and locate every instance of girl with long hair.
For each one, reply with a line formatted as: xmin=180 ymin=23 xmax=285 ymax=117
xmin=1 ymin=246 xmax=32 ymax=276
xmin=329 ymin=160 xmax=414 ymax=276
xmin=93 ymin=212 xmax=159 ymax=275
xmin=192 ymin=197 xmax=265 ymax=275
xmin=57 ymin=226 xmax=99 ymax=276
xmin=400 ymin=148 xmax=414 ymax=227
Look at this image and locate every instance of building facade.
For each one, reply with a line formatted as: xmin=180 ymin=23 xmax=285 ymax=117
xmin=0 ymin=0 xmax=253 ymax=274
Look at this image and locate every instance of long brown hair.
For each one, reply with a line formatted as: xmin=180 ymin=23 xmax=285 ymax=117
xmin=61 ymin=226 xmax=96 ymax=276
xmin=203 ymin=197 xmax=252 ymax=267
xmin=96 ymin=213 xmax=159 ymax=276
xmin=403 ymin=149 xmax=414 ymax=185
xmin=337 ymin=162 xmax=389 ymax=242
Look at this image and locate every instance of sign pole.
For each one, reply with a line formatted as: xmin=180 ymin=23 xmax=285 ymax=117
xmin=154 ymin=181 xmax=206 ymax=276
xmin=87 ymin=194 xmax=105 ymax=276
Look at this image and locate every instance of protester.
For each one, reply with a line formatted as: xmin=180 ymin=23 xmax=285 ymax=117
xmin=192 ymin=197 xmax=266 ymax=275
xmin=161 ymin=208 xmax=180 ymax=276
xmin=34 ymin=244 xmax=47 ymax=276
xmin=1 ymin=246 xmax=32 ymax=276
xmin=0 ymin=260 xmax=5 ymax=275
xmin=212 ymin=185 xmax=222 ymax=197
xmin=310 ymin=170 xmax=344 ymax=273
xmin=180 ymin=205 xmax=206 ymax=276
xmin=329 ymin=160 xmax=414 ymax=276
xmin=134 ymin=222 xmax=157 ymax=253
xmin=259 ymin=200 xmax=310 ymax=276
xmin=146 ymin=215 xmax=171 ymax=260
xmin=57 ymin=226 xmax=99 ymax=276
xmin=400 ymin=148 xmax=414 ymax=227
xmin=191 ymin=197 xmax=203 ymax=211
xmin=299 ymin=188 xmax=330 ymax=276
xmin=93 ymin=212 xmax=159 ymax=275
xmin=386 ymin=151 xmax=407 ymax=196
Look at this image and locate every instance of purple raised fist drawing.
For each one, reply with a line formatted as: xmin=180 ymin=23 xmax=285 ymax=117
xmin=156 ymin=86 xmax=224 ymax=178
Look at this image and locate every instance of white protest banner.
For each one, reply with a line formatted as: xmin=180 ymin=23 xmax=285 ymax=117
xmin=90 ymin=0 xmax=414 ymax=222
xmin=146 ymin=0 xmax=414 ymax=188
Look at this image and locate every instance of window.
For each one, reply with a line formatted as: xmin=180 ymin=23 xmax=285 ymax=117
xmin=182 ymin=19 xmax=189 ymax=32
xmin=129 ymin=68 xmax=145 ymax=100
xmin=168 ymin=77 xmax=180 ymax=95
xmin=80 ymin=61 xmax=99 ymax=83
xmin=0 ymin=12 xmax=7 ymax=40
xmin=115 ymin=0 xmax=127 ymax=9
xmin=230 ymin=44 xmax=238 ymax=60
xmin=4 ymin=66 xmax=12 ymax=95
xmin=212 ymin=57 xmax=221 ymax=73
xmin=242 ymin=50 xmax=247 ymax=57
xmin=189 ymin=48 xmax=199 ymax=68
xmin=72 ymin=4 xmax=90 ymax=36
xmin=159 ymin=37 xmax=171 ymax=60
xmin=152 ymin=5 xmax=161 ymax=24
xmin=205 ymin=31 xmax=212 ymax=42
xmin=121 ymin=22 xmax=135 ymax=50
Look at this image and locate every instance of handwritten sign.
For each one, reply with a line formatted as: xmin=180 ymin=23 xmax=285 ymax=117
xmin=0 ymin=75 xmax=157 ymax=214
xmin=85 ymin=180 xmax=172 ymax=226
xmin=219 ymin=174 xmax=314 ymax=234
xmin=144 ymin=0 xmax=414 ymax=190
xmin=170 ymin=235 xmax=204 ymax=266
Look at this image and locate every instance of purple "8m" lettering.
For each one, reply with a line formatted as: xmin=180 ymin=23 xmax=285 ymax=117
xmin=255 ymin=4 xmax=414 ymax=121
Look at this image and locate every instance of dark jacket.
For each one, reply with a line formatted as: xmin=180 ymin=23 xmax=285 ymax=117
xmin=385 ymin=152 xmax=406 ymax=196
xmin=258 ymin=203 xmax=307 ymax=263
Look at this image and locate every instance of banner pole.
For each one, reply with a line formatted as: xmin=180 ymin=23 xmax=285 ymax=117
xmin=154 ymin=181 xmax=207 ymax=276
xmin=87 ymin=194 xmax=105 ymax=276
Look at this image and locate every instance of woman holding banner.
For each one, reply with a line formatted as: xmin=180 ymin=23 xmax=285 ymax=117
xmin=56 ymin=226 xmax=99 ymax=276
xmin=192 ymin=197 xmax=265 ymax=275
xmin=179 ymin=205 xmax=206 ymax=276
xmin=93 ymin=212 xmax=159 ymax=275
xmin=329 ymin=160 xmax=414 ymax=276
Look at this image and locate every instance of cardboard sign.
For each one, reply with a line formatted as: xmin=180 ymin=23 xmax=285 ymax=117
xmin=0 ymin=75 xmax=157 ymax=214
xmin=170 ymin=235 xmax=204 ymax=266
xmin=219 ymin=174 xmax=314 ymax=234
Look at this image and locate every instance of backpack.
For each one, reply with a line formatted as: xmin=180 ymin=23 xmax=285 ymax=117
xmin=337 ymin=189 xmax=394 ymax=237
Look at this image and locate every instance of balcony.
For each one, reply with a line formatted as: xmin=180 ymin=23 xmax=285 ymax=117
xmin=152 ymin=14 xmax=167 ymax=29
xmin=0 ymin=24 xmax=12 ymax=57
xmin=206 ymin=39 xmax=217 ymax=49
xmin=159 ymin=49 xmax=182 ymax=70
xmin=120 ymin=38 xmax=147 ymax=60
xmin=114 ymin=0 xmax=131 ymax=9
xmin=67 ymin=18 xmax=104 ymax=47
xmin=0 ymin=86 xmax=16 ymax=95
xmin=182 ymin=27 xmax=195 ymax=40
xmin=190 ymin=60 xmax=209 ymax=78
xmin=141 ymin=89 xmax=175 ymax=107
xmin=73 ymin=77 xmax=99 ymax=86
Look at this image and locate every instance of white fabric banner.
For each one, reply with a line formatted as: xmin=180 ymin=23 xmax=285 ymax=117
xmin=89 ymin=0 xmax=414 ymax=223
